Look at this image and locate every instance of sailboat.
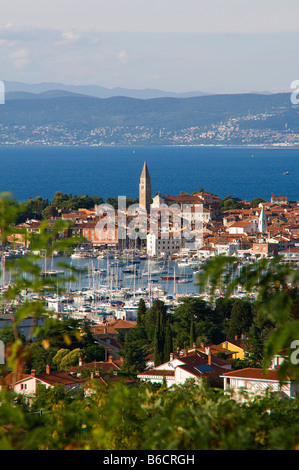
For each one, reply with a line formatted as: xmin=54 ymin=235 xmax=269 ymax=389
xmin=41 ymin=252 xmax=64 ymax=278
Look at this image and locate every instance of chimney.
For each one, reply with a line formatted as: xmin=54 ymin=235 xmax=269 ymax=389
xmin=108 ymin=355 xmax=113 ymax=363
xmin=46 ymin=364 xmax=51 ymax=375
xmin=79 ymin=356 xmax=83 ymax=367
xmin=208 ymin=353 xmax=212 ymax=366
xmin=169 ymin=353 xmax=174 ymax=361
xmin=31 ymin=369 xmax=36 ymax=376
xmin=235 ymin=335 xmax=238 ymax=341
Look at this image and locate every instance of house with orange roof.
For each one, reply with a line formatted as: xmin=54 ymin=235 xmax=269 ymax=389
xmin=67 ymin=355 xmax=123 ymax=377
xmin=96 ymin=336 xmax=124 ymax=360
xmin=228 ymin=219 xmax=258 ymax=235
xmin=7 ymin=365 xmax=86 ymax=405
xmin=197 ymin=245 xmax=217 ymax=259
xmin=83 ymin=219 xmax=118 ymax=247
xmin=138 ymin=350 xmax=230 ymax=388
xmin=271 ymin=194 xmax=288 ymax=206
xmin=221 ymin=367 xmax=299 ymax=402
xmin=90 ymin=319 xmax=136 ymax=341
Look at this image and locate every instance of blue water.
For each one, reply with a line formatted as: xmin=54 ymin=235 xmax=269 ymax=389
xmin=0 ymin=146 xmax=298 ymax=202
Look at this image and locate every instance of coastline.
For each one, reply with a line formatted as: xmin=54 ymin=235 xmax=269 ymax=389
xmin=0 ymin=143 xmax=299 ymax=149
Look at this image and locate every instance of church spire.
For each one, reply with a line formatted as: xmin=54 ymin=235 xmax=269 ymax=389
xmin=258 ymin=205 xmax=267 ymax=233
xmin=139 ymin=161 xmax=152 ymax=214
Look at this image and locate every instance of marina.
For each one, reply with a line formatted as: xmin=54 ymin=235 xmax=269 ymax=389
xmin=0 ymin=244 xmax=261 ymax=333
xmin=0 ymin=248 xmax=201 ymax=327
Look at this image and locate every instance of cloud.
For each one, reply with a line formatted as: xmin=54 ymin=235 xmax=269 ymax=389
xmin=117 ymin=50 xmax=129 ymax=65
xmin=10 ymin=48 xmax=31 ymax=68
xmin=60 ymin=31 xmax=81 ymax=43
xmin=0 ymin=23 xmax=297 ymax=94
xmin=0 ymin=23 xmax=14 ymax=31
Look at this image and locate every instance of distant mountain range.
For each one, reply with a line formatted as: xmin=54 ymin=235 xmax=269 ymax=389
xmin=0 ymin=83 xmax=298 ymax=146
xmin=3 ymin=81 xmax=212 ymax=99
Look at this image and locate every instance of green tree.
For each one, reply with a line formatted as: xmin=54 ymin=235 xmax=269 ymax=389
xmin=226 ymin=299 xmax=254 ymax=341
xmin=137 ymin=298 xmax=147 ymax=326
xmin=250 ymin=197 xmax=265 ymax=208
xmin=171 ymin=297 xmax=222 ymax=348
xmin=121 ymin=327 xmax=148 ymax=374
xmin=143 ymin=299 xmax=168 ymax=344
xmin=189 ymin=317 xmax=195 ymax=348
xmin=164 ymin=320 xmax=173 ymax=361
xmin=52 ymin=348 xmax=69 ymax=369
xmin=83 ymin=344 xmax=105 ymax=363
xmin=220 ymin=195 xmax=246 ymax=212
xmin=245 ymin=324 xmax=264 ymax=366
xmin=59 ymin=348 xmax=82 ymax=369
xmin=42 ymin=205 xmax=58 ymax=220
xmin=154 ymin=309 xmax=165 ymax=366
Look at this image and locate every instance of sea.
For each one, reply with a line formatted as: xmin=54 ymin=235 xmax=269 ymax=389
xmin=0 ymin=145 xmax=298 ymax=203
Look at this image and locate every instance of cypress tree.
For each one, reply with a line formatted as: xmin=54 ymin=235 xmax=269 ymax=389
xmin=189 ymin=318 xmax=195 ymax=348
xmin=164 ymin=320 xmax=173 ymax=363
xmin=137 ymin=298 xmax=147 ymax=326
xmin=154 ymin=310 xmax=165 ymax=366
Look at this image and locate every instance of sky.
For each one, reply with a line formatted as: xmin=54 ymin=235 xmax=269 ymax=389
xmin=1 ymin=0 xmax=299 ymax=94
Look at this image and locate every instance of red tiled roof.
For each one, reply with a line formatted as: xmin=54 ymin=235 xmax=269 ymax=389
xmin=221 ymin=368 xmax=287 ymax=381
xmin=139 ymin=370 xmax=175 ymax=377
xmin=67 ymin=360 xmax=122 ymax=374
xmin=1 ymin=372 xmax=31 ymax=388
xmin=230 ymin=220 xmax=254 ymax=228
xmin=139 ymin=352 xmax=226 ymax=380
xmin=35 ymin=370 xmax=86 ymax=386
xmin=91 ymin=319 xmax=136 ymax=336
xmin=163 ymin=195 xmax=203 ymax=204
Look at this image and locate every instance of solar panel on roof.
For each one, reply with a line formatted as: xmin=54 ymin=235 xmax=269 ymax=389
xmin=195 ymin=364 xmax=214 ymax=373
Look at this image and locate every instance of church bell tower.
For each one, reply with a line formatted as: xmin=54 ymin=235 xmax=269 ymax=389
xmin=139 ymin=161 xmax=152 ymax=214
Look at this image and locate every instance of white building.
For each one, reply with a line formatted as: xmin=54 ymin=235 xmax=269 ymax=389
xmin=215 ymin=241 xmax=240 ymax=256
xmin=278 ymin=246 xmax=299 ymax=262
xmin=147 ymin=233 xmax=181 ymax=257
xmin=221 ymin=367 xmax=299 ymax=402
xmin=228 ymin=219 xmax=258 ymax=235
xmin=138 ymin=351 xmax=228 ymax=388
xmin=6 ymin=365 xmax=85 ymax=405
